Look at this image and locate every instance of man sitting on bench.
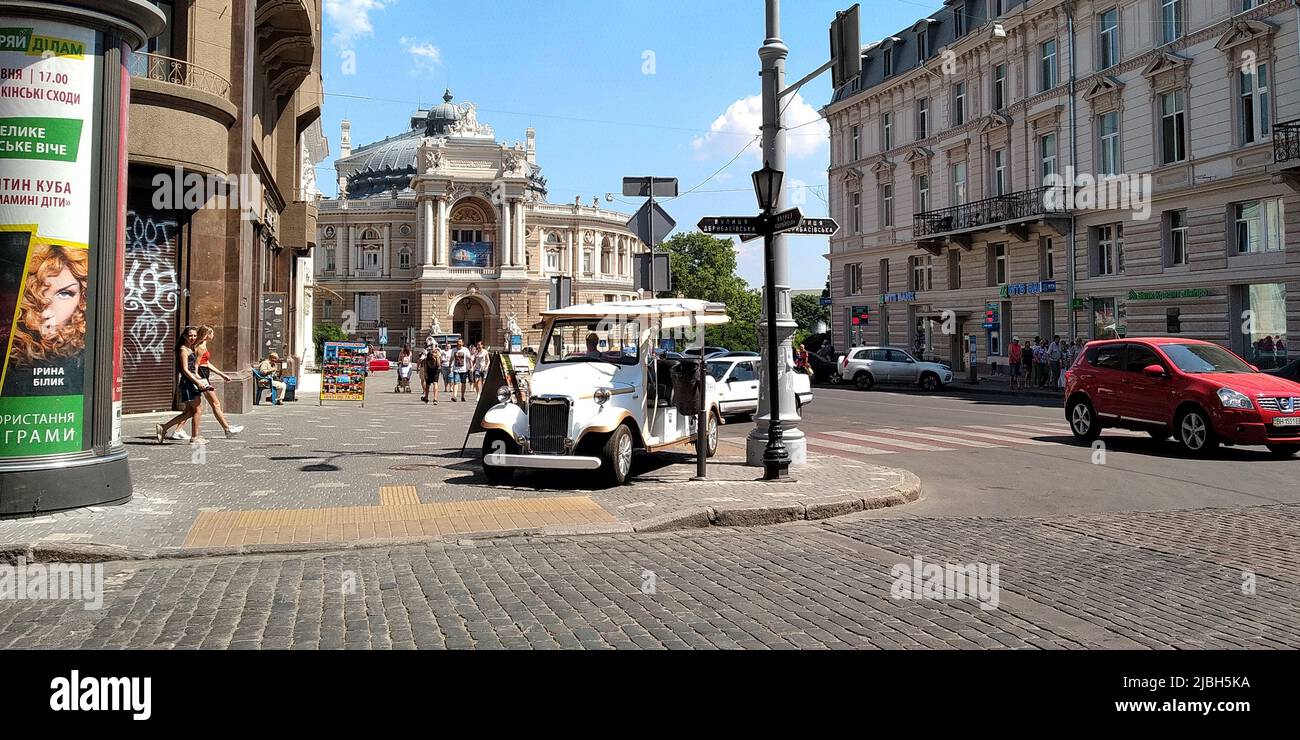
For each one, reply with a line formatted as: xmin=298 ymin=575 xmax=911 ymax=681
xmin=256 ymin=352 xmax=287 ymax=405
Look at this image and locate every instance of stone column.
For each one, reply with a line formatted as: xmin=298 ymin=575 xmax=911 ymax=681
xmin=570 ymin=229 xmax=580 ymax=276
xmin=421 ymin=198 xmax=434 ymax=266
xmin=514 ymin=198 xmax=526 ymax=268
xmin=346 ymin=224 xmax=356 ymax=275
xmin=499 ymin=199 xmax=512 ymax=267
xmin=382 ymin=224 xmax=391 ymax=277
xmin=438 ymin=196 xmax=450 ymax=266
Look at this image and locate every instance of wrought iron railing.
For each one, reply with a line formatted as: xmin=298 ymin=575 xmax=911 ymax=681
xmin=1274 ymin=119 xmax=1300 ymax=164
xmin=913 ymin=185 xmax=1068 ymax=238
xmin=126 ymin=51 xmax=232 ymax=99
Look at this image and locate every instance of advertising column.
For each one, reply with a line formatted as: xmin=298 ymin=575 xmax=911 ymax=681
xmin=0 ymin=1 xmax=163 ymax=515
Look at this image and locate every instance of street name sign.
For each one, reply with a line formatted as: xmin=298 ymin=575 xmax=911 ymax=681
xmin=697 ymin=216 xmax=761 ymax=235
xmin=738 ymin=216 xmax=838 ymax=242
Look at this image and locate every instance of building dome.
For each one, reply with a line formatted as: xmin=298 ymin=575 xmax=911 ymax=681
xmin=425 ymin=89 xmax=462 ymax=136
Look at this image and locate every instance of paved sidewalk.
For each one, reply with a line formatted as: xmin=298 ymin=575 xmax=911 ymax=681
xmin=0 ymin=385 xmax=918 ymax=556
xmin=2 ymin=502 xmax=1296 ymax=649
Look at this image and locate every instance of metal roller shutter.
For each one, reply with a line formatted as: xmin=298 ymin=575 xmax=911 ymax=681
xmin=122 ymin=209 xmax=182 ymax=413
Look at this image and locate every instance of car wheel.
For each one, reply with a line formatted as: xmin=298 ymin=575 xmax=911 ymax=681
xmin=599 ymin=424 xmax=635 ymax=486
xmin=1147 ymin=429 xmax=1171 ymax=442
xmin=1067 ymin=398 xmax=1101 ymax=442
xmin=919 ymin=372 xmax=940 ymax=392
xmin=1266 ymin=443 xmax=1300 ymax=458
xmin=1176 ymin=408 xmax=1218 ymax=456
xmin=854 ymin=372 xmax=874 ymax=391
xmin=828 ymin=373 xmax=841 ymax=385
xmin=705 ymin=411 xmax=720 ymax=458
xmin=481 ymin=430 xmax=517 ymax=484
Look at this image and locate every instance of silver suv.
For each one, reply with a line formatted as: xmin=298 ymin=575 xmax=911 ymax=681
xmin=837 ymin=346 xmax=954 ymax=392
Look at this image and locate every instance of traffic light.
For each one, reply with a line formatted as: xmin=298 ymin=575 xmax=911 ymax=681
xmin=850 ymin=305 xmax=870 ymax=326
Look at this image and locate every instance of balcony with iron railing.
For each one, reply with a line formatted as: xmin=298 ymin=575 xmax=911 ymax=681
xmin=127 ymin=51 xmax=232 ymax=99
xmin=1273 ymin=120 xmax=1300 ymax=190
xmin=912 ymin=185 xmax=1070 ymax=253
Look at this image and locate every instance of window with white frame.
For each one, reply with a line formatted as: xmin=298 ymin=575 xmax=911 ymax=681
xmin=1161 ymin=0 xmax=1184 ymax=45
xmin=1166 ymin=210 xmax=1189 ymax=265
xmin=325 ymin=248 xmax=336 ymax=271
xmin=323 ymin=298 xmax=333 ymax=319
xmin=993 ymin=64 xmax=1007 ymax=110
xmin=881 ymin=183 xmax=894 ymax=227
xmin=1240 ymin=63 xmax=1270 ymax=144
xmin=1098 ymin=111 xmax=1121 ymax=175
xmin=1235 ymin=198 xmax=1285 ymax=253
xmin=399 ymin=298 xmax=409 ymax=315
xmin=952 ymin=81 xmax=967 ymax=126
xmin=882 ymin=112 xmax=893 ymax=150
xmin=1040 ymin=40 xmax=1057 ymax=91
xmin=1039 ymin=132 xmax=1057 ymax=181
xmin=917 ymin=28 xmax=929 ymax=62
xmin=545 ymin=249 xmax=559 ymax=272
xmin=910 ymin=255 xmax=933 ymax=291
xmin=851 ymin=124 xmax=860 ymax=160
xmin=917 ymin=97 xmax=929 ymax=139
xmin=398 ymin=246 xmax=411 ymax=269
xmin=992 ymin=243 xmax=1008 ymax=285
xmin=917 ymin=173 xmax=930 ymax=213
xmin=992 ymin=148 xmax=1007 ymax=196
xmin=951 ymin=161 xmax=967 ymax=206
xmin=845 ymin=262 xmax=863 ymax=294
xmin=356 ymin=292 xmax=379 ymax=322
xmin=1095 ymin=224 xmax=1125 ymax=275
xmin=852 ymin=191 xmax=862 ymax=233
xmin=1098 ymin=8 xmax=1119 ymax=70
xmin=1159 ymin=90 xmax=1187 ymax=164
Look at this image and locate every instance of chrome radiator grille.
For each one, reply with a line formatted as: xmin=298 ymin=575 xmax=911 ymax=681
xmin=528 ymin=398 xmax=569 ymax=454
xmin=1257 ymin=397 xmax=1300 ymax=413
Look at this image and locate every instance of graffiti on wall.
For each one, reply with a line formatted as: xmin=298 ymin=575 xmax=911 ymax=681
xmin=123 ymin=212 xmax=181 ymax=372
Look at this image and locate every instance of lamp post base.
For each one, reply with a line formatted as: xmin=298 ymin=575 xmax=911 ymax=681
xmin=745 ymin=425 xmax=806 ymax=467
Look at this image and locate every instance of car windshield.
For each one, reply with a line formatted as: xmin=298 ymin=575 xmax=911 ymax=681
xmin=541 ymin=318 xmax=640 ymax=365
xmin=1161 ymin=343 xmax=1255 ymax=374
xmin=706 ymin=361 xmax=730 ymax=381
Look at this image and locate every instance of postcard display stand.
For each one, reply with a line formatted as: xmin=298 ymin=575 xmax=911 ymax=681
xmin=320 ymin=341 xmax=368 ymax=406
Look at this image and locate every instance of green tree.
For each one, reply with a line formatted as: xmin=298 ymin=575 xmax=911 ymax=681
xmin=792 ymin=293 xmax=830 ymax=334
xmin=313 ymin=322 xmax=349 ymax=365
xmin=659 ymin=232 xmax=761 ymax=350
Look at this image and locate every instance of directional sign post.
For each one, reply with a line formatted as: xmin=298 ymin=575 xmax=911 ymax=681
xmin=738 ymin=216 xmax=839 ymax=242
xmin=623 ymin=176 xmax=678 ymax=296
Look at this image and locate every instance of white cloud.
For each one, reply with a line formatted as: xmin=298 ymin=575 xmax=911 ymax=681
xmin=325 ymin=0 xmax=394 ymax=47
xmin=691 ymin=93 xmax=828 ymax=161
xmin=401 ymin=37 xmax=442 ymax=74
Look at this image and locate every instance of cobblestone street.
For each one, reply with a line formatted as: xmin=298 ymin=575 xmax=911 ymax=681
xmin=3 ymin=502 xmax=1296 ymax=650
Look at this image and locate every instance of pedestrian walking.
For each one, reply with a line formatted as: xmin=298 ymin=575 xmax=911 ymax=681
xmin=1048 ymin=335 xmax=1063 ymax=387
xmin=440 ymin=341 xmax=454 ymax=393
xmin=155 ymin=326 xmax=208 ymax=444
xmin=419 ymin=342 xmax=440 ymax=404
xmin=1021 ymin=339 xmax=1034 ymax=391
xmin=396 ymin=344 xmax=414 ymax=393
xmin=1034 ymin=340 xmax=1048 ymax=388
xmin=473 ymin=341 xmax=490 ymax=395
xmin=190 ymin=326 xmax=243 ymax=439
xmin=450 ymin=338 xmax=472 ymax=402
xmin=1008 ymin=337 xmax=1022 ymax=391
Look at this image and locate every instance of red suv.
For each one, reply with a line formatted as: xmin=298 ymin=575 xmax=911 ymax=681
xmin=1064 ymin=338 xmax=1300 ymax=457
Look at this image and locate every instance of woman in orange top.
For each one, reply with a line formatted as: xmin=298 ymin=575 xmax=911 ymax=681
xmin=195 ymin=325 xmax=242 ymax=438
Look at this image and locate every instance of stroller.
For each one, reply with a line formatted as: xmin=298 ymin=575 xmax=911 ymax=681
xmin=395 ymin=353 xmax=414 ymax=393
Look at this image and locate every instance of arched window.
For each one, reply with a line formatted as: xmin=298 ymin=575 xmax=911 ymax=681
xmin=398 ymin=246 xmax=412 ymax=269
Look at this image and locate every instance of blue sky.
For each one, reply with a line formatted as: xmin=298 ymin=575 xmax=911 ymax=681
xmin=320 ymin=0 xmax=943 ymax=290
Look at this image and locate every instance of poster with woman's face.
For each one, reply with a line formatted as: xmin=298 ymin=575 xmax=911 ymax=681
xmin=1 ymin=234 xmax=88 ymax=398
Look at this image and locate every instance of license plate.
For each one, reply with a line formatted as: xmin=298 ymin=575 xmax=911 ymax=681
xmin=1273 ymin=417 xmax=1300 ymax=427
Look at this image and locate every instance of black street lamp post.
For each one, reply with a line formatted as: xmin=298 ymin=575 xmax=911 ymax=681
xmin=753 ymin=163 xmax=790 ymax=480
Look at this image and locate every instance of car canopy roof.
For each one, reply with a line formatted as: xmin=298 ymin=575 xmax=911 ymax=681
xmin=539 ymin=299 xmax=731 ymax=329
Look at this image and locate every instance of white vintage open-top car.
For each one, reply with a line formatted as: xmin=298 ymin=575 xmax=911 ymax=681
xmin=481 ymin=299 xmax=729 ymax=485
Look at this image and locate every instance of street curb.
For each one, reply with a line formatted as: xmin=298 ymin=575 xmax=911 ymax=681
xmin=1 ymin=470 xmax=923 ymax=563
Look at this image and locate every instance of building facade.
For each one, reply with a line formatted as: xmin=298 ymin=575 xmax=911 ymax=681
xmin=315 ymin=92 xmax=645 ymax=352
xmin=123 ymin=0 xmax=326 ymax=412
xmin=824 ymin=0 xmax=1300 ymax=372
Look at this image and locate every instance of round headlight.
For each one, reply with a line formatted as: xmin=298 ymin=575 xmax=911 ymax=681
xmin=497 ymin=386 xmax=513 ymax=403
xmin=593 ymin=388 xmax=612 ymax=404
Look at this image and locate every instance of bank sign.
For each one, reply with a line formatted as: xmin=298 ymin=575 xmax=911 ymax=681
xmin=880 ymin=291 xmax=917 ymax=304
xmin=1127 ymin=288 xmax=1210 ymax=301
xmin=999 ymin=280 xmax=1057 ymax=298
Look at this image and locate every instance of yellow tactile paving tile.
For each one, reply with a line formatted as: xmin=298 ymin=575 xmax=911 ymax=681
xmin=183 ymin=495 xmax=616 ymax=548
